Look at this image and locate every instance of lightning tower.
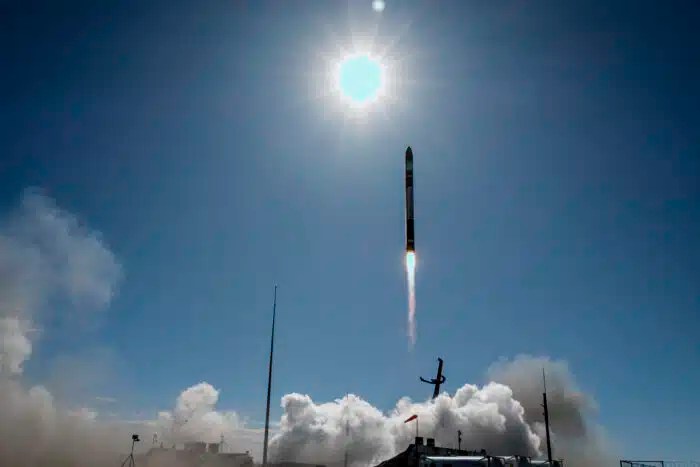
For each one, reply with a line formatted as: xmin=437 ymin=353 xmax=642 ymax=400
xmin=262 ymin=286 xmax=277 ymax=467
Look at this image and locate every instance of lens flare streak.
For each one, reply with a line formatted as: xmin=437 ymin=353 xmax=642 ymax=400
xmin=405 ymin=252 xmax=416 ymax=345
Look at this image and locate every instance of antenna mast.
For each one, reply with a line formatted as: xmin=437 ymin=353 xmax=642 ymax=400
xmin=262 ymin=286 xmax=277 ymax=467
xmin=344 ymin=419 xmax=349 ymax=467
xmin=542 ymin=369 xmax=553 ymax=464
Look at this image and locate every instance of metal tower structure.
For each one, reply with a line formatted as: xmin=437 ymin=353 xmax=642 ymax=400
xmin=262 ymin=286 xmax=278 ymax=467
xmin=420 ymin=358 xmax=446 ymax=399
xmin=542 ymin=369 xmax=553 ymax=464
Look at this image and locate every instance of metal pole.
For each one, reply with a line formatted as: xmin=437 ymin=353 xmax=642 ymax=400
xmin=344 ymin=418 xmax=349 ymax=467
xmin=543 ymin=369 xmax=553 ymax=465
xmin=262 ymin=286 xmax=277 ymax=467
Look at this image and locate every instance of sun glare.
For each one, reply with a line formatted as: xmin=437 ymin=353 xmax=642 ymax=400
xmin=372 ymin=0 xmax=386 ymax=12
xmin=336 ymin=54 xmax=385 ymax=108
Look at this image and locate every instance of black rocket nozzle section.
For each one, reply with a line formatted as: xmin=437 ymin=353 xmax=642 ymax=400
xmin=405 ymin=146 xmax=415 ymax=252
xmin=420 ymin=357 xmax=446 ymax=399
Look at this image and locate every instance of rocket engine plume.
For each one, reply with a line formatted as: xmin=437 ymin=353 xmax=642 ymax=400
xmin=404 ymin=146 xmax=417 ymax=346
xmin=405 ymin=251 xmax=416 ymax=345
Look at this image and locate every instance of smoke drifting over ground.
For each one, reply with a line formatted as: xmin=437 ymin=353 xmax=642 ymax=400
xmin=0 ymin=190 xmax=616 ymax=466
xmin=269 ymin=356 xmax=617 ymax=467
xmin=0 ymin=190 xmax=261 ymax=466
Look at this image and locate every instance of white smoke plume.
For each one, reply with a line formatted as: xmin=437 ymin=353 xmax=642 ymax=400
xmin=270 ymin=385 xmax=539 ymax=466
xmin=0 ymin=189 xmax=123 ymax=466
xmin=155 ymin=381 xmax=261 ymax=454
xmin=0 ymin=377 xmax=153 ymax=466
xmin=0 ymin=315 xmax=32 ymax=374
xmin=269 ymin=356 xmax=617 ymax=467
xmin=488 ymin=355 xmax=619 ymax=466
xmin=0 ymin=190 xmax=619 ymax=466
xmin=0 ymin=189 xmax=263 ymax=465
xmin=0 ymin=189 xmax=121 ymax=375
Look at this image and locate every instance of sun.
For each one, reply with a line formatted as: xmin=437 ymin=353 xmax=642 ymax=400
xmin=335 ymin=53 xmax=386 ymax=108
xmin=372 ymin=0 xmax=386 ymax=12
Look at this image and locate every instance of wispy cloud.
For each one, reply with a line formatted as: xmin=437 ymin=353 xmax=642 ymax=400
xmin=94 ymin=396 xmax=117 ymax=404
xmin=67 ymin=407 xmax=98 ymax=421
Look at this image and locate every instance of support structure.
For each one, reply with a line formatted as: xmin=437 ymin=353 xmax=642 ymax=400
xmin=262 ymin=286 xmax=277 ymax=467
xmin=344 ymin=419 xmax=349 ymax=467
xmin=121 ymin=435 xmax=139 ymax=467
xmin=542 ymin=369 xmax=553 ymax=465
xmin=620 ymin=461 xmax=666 ymax=467
xmin=420 ymin=358 xmax=446 ymax=399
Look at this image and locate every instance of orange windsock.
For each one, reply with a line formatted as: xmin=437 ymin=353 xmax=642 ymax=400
xmin=404 ymin=414 xmax=418 ymax=423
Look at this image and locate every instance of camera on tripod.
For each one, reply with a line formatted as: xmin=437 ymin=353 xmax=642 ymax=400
xmin=122 ymin=434 xmax=141 ymax=467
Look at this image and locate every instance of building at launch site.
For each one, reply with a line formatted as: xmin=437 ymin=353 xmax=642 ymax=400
xmin=372 ymin=437 xmax=564 ymax=467
xmin=265 ymin=462 xmax=327 ymax=467
xmin=143 ymin=436 xmax=563 ymax=467
xmin=135 ymin=441 xmax=254 ymax=467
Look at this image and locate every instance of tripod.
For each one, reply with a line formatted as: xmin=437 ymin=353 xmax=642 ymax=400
xmin=121 ymin=436 xmax=139 ymax=467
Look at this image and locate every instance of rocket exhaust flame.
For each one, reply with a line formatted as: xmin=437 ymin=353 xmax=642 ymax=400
xmin=404 ymin=146 xmax=416 ymax=346
xmin=405 ymin=251 xmax=416 ymax=346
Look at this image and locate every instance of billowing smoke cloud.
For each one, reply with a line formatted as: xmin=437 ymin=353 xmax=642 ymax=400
xmin=0 ymin=190 xmax=618 ymax=467
xmin=0 ymin=189 xmax=121 ymax=375
xmin=0 ymin=316 xmax=32 ymax=373
xmin=270 ymin=356 xmax=617 ymax=467
xmin=156 ymin=382 xmax=258 ymax=453
xmin=270 ymin=385 xmax=540 ymax=466
xmin=0 ymin=189 xmax=123 ymax=466
xmin=0 ymin=189 xmax=263 ymax=465
xmin=488 ymin=356 xmax=619 ymax=466
xmin=0 ymin=376 xmax=151 ymax=466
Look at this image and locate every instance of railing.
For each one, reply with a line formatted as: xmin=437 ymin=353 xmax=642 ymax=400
xmin=621 ymin=461 xmax=700 ymax=467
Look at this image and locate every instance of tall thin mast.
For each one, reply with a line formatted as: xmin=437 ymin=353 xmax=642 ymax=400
xmin=344 ymin=419 xmax=349 ymax=467
xmin=542 ymin=369 xmax=553 ymax=464
xmin=262 ymin=286 xmax=277 ymax=467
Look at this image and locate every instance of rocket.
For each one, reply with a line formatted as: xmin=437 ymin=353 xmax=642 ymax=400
xmin=405 ymin=146 xmax=415 ymax=252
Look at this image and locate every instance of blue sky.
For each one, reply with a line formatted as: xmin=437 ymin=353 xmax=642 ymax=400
xmin=2 ymin=0 xmax=699 ymax=461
